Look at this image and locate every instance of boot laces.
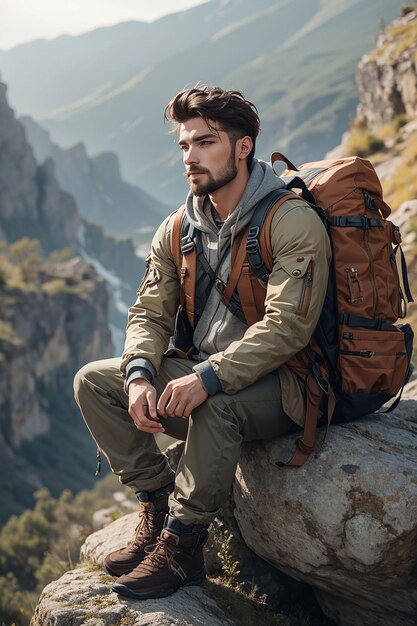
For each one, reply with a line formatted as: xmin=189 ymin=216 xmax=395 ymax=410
xmin=140 ymin=535 xmax=177 ymax=575
xmin=131 ymin=505 xmax=157 ymax=548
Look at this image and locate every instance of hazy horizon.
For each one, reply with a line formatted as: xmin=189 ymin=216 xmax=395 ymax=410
xmin=0 ymin=0 xmax=211 ymax=50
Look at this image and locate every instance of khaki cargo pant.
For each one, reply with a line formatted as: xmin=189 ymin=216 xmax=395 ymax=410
xmin=73 ymin=356 xmax=294 ymax=526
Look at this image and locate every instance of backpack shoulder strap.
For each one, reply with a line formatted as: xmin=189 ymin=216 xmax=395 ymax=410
xmin=170 ymin=205 xmax=198 ymax=328
xmin=171 ymin=205 xmax=186 ymax=281
xmin=247 ymin=189 xmax=299 ymax=282
xmin=226 ymin=190 xmax=298 ymax=326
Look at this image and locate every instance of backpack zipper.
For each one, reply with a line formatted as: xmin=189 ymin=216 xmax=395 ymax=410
xmin=340 ymin=350 xmax=406 ymax=357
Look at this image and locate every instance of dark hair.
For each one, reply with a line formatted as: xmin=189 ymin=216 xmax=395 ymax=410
xmin=164 ymin=85 xmax=260 ymax=166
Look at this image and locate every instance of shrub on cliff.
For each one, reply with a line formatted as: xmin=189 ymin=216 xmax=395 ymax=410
xmin=0 ymin=475 xmax=120 ymax=626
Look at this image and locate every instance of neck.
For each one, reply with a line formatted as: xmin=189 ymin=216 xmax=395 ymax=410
xmin=209 ymin=165 xmax=250 ymax=221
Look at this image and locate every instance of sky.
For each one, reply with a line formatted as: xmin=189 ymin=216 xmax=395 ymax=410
xmin=0 ymin=0 xmax=210 ymax=50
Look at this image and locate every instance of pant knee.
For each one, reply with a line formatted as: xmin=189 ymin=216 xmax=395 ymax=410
xmin=192 ymin=394 xmax=240 ymax=428
xmin=73 ymin=360 xmax=107 ymax=404
xmin=73 ymin=364 xmax=90 ymax=406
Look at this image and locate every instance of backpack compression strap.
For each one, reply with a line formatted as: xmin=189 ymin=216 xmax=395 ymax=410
xmin=278 ymin=344 xmax=336 ymax=467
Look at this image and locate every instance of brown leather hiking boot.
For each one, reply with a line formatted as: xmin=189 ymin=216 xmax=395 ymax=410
xmin=103 ymin=483 xmax=173 ymax=577
xmin=112 ymin=515 xmax=208 ymax=599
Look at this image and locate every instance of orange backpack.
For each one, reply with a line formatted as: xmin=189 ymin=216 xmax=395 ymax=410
xmin=171 ymin=154 xmax=414 ymax=466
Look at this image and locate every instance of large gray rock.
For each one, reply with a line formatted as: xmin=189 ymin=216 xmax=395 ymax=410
xmin=31 ymin=566 xmax=234 ymax=626
xmin=233 ymin=397 xmax=417 ymax=626
xmin=32 ymin=515 xmax=235 ymax=626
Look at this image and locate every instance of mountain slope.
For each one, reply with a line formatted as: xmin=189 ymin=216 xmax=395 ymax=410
xmin=0 ymin=0 xmax=406 ymax=205
xmin=0 ymin=0 xmax=276 ymax=119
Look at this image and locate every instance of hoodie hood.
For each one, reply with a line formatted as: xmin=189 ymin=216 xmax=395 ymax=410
xmin=185 ymin=158 xmax=285 ymax=240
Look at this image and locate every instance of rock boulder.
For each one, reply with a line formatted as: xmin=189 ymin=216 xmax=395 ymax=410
xmin=233 ymin=397 xmax=417 ymax=626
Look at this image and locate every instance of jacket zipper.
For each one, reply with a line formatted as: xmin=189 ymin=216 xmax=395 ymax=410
xmin=296 ymin=261 xmax=313 ymax=317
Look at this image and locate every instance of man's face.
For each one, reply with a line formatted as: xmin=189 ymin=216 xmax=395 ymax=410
xmin=178 ymin=117 xmax=238 ymax=196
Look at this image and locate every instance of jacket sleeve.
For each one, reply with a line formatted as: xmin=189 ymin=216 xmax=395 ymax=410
xmin=203 ymin=201 xmax=331 ymax=394
xmin=120 ymin=214 xmax=180 ymax=383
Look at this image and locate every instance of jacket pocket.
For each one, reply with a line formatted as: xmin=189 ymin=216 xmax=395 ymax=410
xmin=279 ymin=254 xmax=314 ymax=318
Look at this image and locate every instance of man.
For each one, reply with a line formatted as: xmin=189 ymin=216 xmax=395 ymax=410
xmin=73 ymin=85 xmax=331 ymax=600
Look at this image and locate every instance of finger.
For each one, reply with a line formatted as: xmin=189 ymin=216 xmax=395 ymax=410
xmin=130 ymin=404 xmax=163 ymax=431
xmin=135 ymin=414 xmax=165 ymax=432
xmin=146 ymin=389 xmax=157 ymax=419
xmin=157 ymin=384 xmax=172 ymax=416
xmin=182 ymin=403 xmax=193 ymax=418
xmin=165 ymin=390 xmax=183 ymax=417
xmin=135 ymin=422 xmax=165 ymax=433
xmin=171 ymin=398 xmax=187 ymax=417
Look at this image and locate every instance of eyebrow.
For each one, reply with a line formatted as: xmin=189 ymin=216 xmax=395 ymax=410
xmin=178 ymin=132 xmax=218 ymax=147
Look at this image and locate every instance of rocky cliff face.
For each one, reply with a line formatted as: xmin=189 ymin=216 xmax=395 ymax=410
xmin=21 ymin=115 xmax=167 ymax=247
xmin=0 ymin=83 xmax=78 ymax=253
xmin=0 ymin=253 xmax=114 ymax=524
xmin=357 ymin=5 xmax=417 ymax=130
xmin=0 ymin=257 xmax=112 ymax=449
xmin=0 ymin=81 xmax=119 ymax=523
xmin=0 ymin=79 xmax=146 ymax=353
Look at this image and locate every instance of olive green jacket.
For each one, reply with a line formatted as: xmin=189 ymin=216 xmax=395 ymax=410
xmin=121 ymin=197 xmax=331 ymax=427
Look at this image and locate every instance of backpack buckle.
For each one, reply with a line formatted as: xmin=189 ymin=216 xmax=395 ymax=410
xmin=246 ymin=237 xmax=259 ymax=254
xmin=181 ymin=236 xmax=195 ymax=254
xmin=215 ymin=278 xmax=226 ymax=295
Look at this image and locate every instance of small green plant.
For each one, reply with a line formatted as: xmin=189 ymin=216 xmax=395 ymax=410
xmin=217 ymin=530 xmax=240 ymax=586
xmin=394 ymin=114 xmax=409 ymax=132
xmin=345 ymin=129 xmax=385 ymax=158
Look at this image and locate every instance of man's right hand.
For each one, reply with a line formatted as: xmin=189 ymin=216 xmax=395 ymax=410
xmin=128 ymin=379 xmax=164 ymax=433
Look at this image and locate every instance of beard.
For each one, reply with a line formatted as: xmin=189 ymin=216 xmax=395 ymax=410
xmin=187 ymin=152 xmax=238 ymax=197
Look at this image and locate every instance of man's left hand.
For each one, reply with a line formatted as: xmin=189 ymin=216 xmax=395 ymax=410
xmin=157 ymin=373 xmax=208 ymax=418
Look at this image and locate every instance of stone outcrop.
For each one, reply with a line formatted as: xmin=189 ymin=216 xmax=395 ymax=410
xmin=0 ymin=257 xmax=112 ymax=447
xmin=32 ymin=514 xmax=235 ymax=626
xmin=233 ymin=395 xmax=417 ymax=626
xmin=357 ymin=6 xmax=417 ymax=130
xmin=31 ymin=568 xmax=234 ymax=626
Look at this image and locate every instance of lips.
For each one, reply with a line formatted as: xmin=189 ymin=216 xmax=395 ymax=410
xmin=187 ymin=169 xmax=206 ymax=177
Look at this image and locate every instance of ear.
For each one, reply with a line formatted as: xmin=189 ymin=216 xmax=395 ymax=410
xmin=236 ymin=135 xmax=253 ymax=161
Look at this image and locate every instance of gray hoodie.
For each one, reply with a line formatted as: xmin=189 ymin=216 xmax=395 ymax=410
xmin=188 ymin=159 xmax=285 ymax=393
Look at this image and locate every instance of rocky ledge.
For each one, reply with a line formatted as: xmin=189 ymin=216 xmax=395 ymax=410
xmin=31 ymin=510 xmax=234 ymax=626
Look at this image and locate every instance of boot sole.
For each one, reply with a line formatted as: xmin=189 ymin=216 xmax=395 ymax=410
xmin=112 ymin=568 xmax=206 ymax=600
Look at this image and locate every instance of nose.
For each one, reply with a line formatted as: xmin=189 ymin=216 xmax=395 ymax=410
xmin=183 ymin=145 xmax=199 ymax=166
